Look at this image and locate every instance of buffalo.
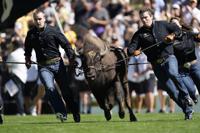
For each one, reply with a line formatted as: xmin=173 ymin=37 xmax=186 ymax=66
xmin=75 ymin=33 xmax=137 ymax=122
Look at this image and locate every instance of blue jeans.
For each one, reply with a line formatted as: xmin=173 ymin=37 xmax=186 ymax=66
xmin=179 ymin=71 xmax=196 ymax=101
xmin=164 ymin=55 xmax=190 ymax=98
xmin=152 ymin=55 xmax=192 ymax=114
xmin=190 ymin=62 xmax=200 ymax=94
xmin=39 ymin=60 xmax=79 ymax=116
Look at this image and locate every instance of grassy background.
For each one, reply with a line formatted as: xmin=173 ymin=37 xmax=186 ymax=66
xmin=0 ymin=113 xmax=200 ymax=133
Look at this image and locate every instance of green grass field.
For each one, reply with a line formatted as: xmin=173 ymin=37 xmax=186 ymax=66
xmin=0 ymin=113 xmax=200 ymax=133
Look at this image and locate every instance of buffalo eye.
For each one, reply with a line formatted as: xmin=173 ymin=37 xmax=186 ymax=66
xmin=94 ymin=53 xmax=101 ymax=62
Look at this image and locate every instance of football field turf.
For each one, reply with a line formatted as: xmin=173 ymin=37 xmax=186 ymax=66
xmin=0 ymin=113 xmax=200 ymax=133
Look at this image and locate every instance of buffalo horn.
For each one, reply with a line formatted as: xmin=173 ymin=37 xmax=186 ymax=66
xmin=100 ymin=44 xmax=108 ymax=56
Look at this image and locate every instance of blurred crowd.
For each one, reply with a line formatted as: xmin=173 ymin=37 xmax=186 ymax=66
xmin=0 ymin=0 xmax=200 ymax=116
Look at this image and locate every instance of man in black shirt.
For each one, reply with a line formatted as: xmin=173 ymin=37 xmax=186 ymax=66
xmin=170 ymin=17 xmax=200 ymax=104
xmin=127 ymin=8 xmax=193 ymax=120
xmin=24 ymin=9 xmax=80 ymax=122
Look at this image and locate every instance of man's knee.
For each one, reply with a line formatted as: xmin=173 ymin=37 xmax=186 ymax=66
xmin=168 ymin=71 xmax=181 ymax=79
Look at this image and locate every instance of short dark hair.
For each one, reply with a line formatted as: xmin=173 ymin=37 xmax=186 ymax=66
xmin=33 ymin=9 xmax=45 ymax=18
xmin=139 ymin=8 xmax=154 ymax=16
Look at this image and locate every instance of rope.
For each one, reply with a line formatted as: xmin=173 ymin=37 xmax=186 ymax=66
xmin=127 ymin=62 xmax=150 ymax=65
xmin=0 ymin=41 xmax=160 ymax=76
xmin=115 ymin=41 xmax=162 ymax=65
xmin=141 ymin=41 xmax=162 ymax=53
xmin=0 ymin=61 xmax=37 ymax=64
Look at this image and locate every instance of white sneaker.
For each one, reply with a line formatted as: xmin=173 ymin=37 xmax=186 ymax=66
xmin=30 ymin=106 xmax=37 ymax=116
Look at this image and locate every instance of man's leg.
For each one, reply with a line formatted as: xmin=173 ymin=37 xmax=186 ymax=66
xmin=169 ymin=98 xmax=175 ymax=113
xmin=39 ymin=67 xmax=67 ymax=122
xmin=135 ymin=95 xmax=144 ymax=113
xmin=181 ymin=72 xmax=197 ymax=104
xmin=158 ymin=90 xmax=167 ymax=113
xmin=160 ymin=76 xmax=193 ymax=119
xmin=55 ymin=61 xmax=80 ymax=122
xmin=190 ymin=63 xmax=200 ymax=95
xmin=153 ymin=63 xmax=193 ymax=120
xmin=33 ymin=83 xmax=45 ymax=115
xmin=144 ymin=76 xmax=155 ymax=113
xmin=165 ymin=55 xmax=192 ymax=106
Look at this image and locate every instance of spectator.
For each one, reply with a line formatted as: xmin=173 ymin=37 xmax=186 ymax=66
xmin=0 ymin=88 xmax=2 ymax=124
xmin=128 ymin=53 xmax=155 ymax=113
xmin=0 ymin=43 xmax=3 ymax=124
xmin=143 ymin=0 xmax=154 ymax=9
xmin=123 ymin=10 xmax=140 ymax=47
xmin=24 ymin=50 xmax=45 ymax=116
xmin=171 ymin=4 xmax=182 ymax=18
xmin=182 ymin=0 xmax=200 ymax=26
xmin=106 ymin=0 xmax=123 ymax=19
xmin=64 ymin=23 xmax=77 ymax=50
xmin=6 ymin=36 xmax=27 ymax=116
xmin=157 ymin=81 xmax=175 ymax=113
xmin=105 ymin=19 xmax=125 ymax=47
xmin=57 ymin=0 xmax=75 ymax=25
xmin=74 ymin=57 xmax=92 ymax=114
xmin=154 ymin=0 xmax=166 ymax=20
xmin=72 ymin=0 xmax=93 ymax=29
xmin=87 ymin=0 xmax=110 ymax=38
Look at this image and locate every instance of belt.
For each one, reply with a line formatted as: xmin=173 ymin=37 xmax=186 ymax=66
xmin=183 ymin=59 xmax=197 ymax=69
xmin=39 ymin=57 xmax=61 ymax=65
xmin=153 ymin=56 xmax=169 ymax=64
xmin=155 ymin=58 xmax=165 ymax=64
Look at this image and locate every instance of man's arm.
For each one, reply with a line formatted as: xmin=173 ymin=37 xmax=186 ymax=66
xmin=127 ymin=31 xmax=141 ymax=56
xmin=55 ymin=30 xmax=75 ymax=61
xmin=166 ymin=22 xmax=182 ymax=39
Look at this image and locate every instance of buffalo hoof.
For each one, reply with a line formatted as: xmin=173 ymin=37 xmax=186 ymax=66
xmin=0 ymin=114 xmax=3 ymax=124
xmin=130 ymin=114 xmax=137 ymax=122
xmin=104 ymin=111 xmax=111 ymax=121
xmin=73 ymin=113 xmax=81 ymax=123
xmin=118 ymin=111 xmax=125 ymax=119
